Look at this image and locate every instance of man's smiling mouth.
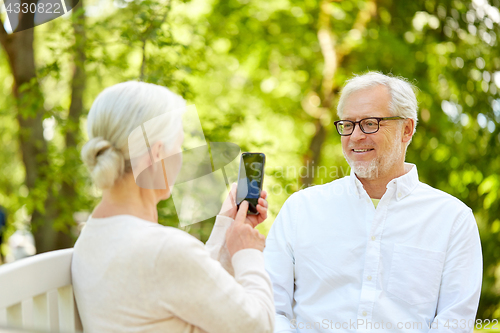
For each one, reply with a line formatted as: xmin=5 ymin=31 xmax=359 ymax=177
xmin=352 ymin=148 xmax=375 ymax=152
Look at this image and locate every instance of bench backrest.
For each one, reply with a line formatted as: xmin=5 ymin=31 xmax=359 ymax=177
xmin=0 ymin=249 xmax=82 ymax=332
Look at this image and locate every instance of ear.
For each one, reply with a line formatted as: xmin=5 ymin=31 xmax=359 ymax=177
xmin=150 ymin=141 xmax=164 ymax=160
xmin=401 ymin=118 xmax=414 ymax=144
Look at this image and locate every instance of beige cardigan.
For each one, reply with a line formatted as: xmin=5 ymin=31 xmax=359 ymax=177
xmin=71 ymin=214 xmax=275 ymax=333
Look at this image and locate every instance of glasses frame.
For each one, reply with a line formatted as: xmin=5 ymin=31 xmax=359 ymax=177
xmin=333 ymin=116 xmax=406 ymax=136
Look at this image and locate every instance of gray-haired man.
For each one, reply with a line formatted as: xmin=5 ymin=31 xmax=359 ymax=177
xmin=264 ymin=72 xmax=482 ymax=332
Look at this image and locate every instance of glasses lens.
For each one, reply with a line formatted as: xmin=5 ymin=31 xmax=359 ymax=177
xmin=360 ymin=118 xmax=379 ymax=133
xmin=337 ymin=121 xmax=353 ymax=135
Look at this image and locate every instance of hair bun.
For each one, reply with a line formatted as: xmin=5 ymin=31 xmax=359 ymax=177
xmin=81 ymin=137 xmax=125 ymax=189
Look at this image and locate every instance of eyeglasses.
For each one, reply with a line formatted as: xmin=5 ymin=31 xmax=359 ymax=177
xmin=334 ymin=117 xmax=406 ymax=136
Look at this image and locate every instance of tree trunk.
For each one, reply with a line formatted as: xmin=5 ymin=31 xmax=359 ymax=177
xmin=301 ymin=0 xmax=377 ymax=188
xmin=1 ymin=8 xmax=63 ymax=253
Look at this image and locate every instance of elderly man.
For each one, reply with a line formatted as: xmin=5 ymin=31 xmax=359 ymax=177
xmin=264 ymin=72 xmax=482 ymax=332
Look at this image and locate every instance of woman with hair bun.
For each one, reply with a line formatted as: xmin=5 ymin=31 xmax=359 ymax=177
xmin=72 ymin=81 xmax=274 ymax=333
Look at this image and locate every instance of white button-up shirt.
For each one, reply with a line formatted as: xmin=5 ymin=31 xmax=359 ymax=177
xmin=264 ymin=163 xmax=482 ymax=333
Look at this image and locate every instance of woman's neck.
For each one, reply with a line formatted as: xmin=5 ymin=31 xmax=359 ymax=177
xmin=91 ymin=173 xmax=161 ymax=223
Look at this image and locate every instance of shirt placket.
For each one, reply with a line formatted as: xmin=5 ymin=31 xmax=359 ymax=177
xmin=356 ymin=187 xmax=394 ymax=332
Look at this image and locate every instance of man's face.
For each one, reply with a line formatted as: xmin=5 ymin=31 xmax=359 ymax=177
xmin=341 ymin=85 xmax=408 ymax=180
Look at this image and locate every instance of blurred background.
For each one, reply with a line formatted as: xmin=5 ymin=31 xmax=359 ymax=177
xmin=0 ymin=0 xmax=499 ymax=321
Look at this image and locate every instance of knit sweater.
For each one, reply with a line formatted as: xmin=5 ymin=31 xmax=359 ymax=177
xmin=71 ymin=214 xmax=275 ymax=333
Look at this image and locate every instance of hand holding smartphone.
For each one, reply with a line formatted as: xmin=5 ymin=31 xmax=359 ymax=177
xmin=218 ymin=152 xmax=267 ymax=226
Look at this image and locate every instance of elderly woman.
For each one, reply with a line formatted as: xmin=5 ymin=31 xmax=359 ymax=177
xmin=72 ymin=81 xmax=274 ymax=333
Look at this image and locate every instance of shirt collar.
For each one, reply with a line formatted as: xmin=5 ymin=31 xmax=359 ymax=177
xmin=349 ymin=162 xmax=419 ymax=201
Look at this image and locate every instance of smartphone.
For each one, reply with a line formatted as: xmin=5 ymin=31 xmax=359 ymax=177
xmin=236 ymin=153 xmax=266 ymax=215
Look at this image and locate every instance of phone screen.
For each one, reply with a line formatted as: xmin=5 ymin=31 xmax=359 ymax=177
xmin=236 ymin=153 xmax=265 ymax=215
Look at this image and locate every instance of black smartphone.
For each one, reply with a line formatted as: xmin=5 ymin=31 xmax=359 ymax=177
xmin=236 ymin=153 xmax=266 ymax=215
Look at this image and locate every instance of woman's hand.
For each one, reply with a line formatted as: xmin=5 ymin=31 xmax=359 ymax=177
xmin=218 ymin=183 xmax=268 ymax=228
xmin=226 ymin=201 xmax=267 ymax=257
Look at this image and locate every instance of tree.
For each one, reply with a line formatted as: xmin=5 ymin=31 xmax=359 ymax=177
xmin=0 ymin=4 xmax=66 ymax=252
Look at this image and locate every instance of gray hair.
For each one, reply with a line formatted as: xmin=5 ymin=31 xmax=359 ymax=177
xmin=337 ymin=72 xmax=418 ymax=137
xmin=81 ymin=81 xmax=185 ymax=189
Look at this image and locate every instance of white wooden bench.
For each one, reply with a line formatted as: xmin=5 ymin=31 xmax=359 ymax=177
xmin=0 ymin=248 xmax=83 ymax=332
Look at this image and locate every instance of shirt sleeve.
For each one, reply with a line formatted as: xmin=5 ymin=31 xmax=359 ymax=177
xmin=155 ymin=233 xmax=275 ymax=333
xmin=205 ymin=215 xmax=234 ymax=276
xmin=428 ymin=209 xmax=483 ymax=333
xmin=264 ymin=194 xmax=297 ymax=333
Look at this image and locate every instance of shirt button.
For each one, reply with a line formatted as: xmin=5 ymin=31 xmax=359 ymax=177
xmin=367 ymin=275 xmax=372 ymax=281
xmin=397 ymin=192 xmax=402 ymax=198
xmin=371 ymin=236 xmax=376 ymax=241
xmin=362 ymin=311 xmax=367 ymax=316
